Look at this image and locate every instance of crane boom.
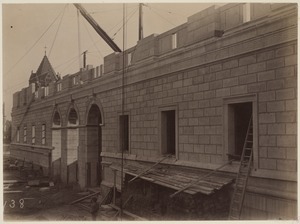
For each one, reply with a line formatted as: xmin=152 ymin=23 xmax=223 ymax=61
xmin=74 ymin=3 xmax=122 ymax=52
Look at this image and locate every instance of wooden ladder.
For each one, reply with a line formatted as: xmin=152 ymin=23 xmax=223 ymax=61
xmin=228 ymin=115 xmax=253 ymax=220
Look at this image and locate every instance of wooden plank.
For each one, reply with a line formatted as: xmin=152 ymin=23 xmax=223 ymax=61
xmin=99 ymin=187 xmax=112 ymax=205
xmin=109 ymin=204 xmax=148 ymax=220
xmin=69 ymin=191 xmax=100 ymax=205
xmin=170 ymin=159 xmax=234 ymax=198
xmin=128 ymin=156 xmax=170 ymax=183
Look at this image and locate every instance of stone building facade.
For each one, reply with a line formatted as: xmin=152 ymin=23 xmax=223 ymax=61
xmin=11 ymin=3 xmax=297 ymax=219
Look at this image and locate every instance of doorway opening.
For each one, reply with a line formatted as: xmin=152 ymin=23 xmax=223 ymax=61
xmin=227 ymin=102 xmax=252 ymax=160
xmin=52 ymin=111 xmax=61 ymax=179
xmin=67 ymin=108 xmax=79 ymax=184
xmin=86 ymin=104 xmax=102 ymax=187
xmin=161 ymin=110 xmax=176 ymax=155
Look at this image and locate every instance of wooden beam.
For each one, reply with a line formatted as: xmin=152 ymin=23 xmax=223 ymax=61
xmin=69 ymin=191 xmax=100 ymax=205
xmin=169 ymin=159 xmax=234 ymax=198
xmin=128 ymin=155 xmax=170 ymax=183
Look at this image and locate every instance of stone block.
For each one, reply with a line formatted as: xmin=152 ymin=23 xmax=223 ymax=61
xmin=257 ymin=50 xmax=274 ymax=62
xmin=189 ymin=101 xmax=199 ymax=109
xmin=198 ymin=99 xmax=210 ymax=109
xmin=248 ymin=62 xmax=266 ymax=74
xmin=188 ymin=135 xmax=199 ymax=144
xmin=259 ymin=135 xmax=276 ymax=146
xmin=248 ymin=83 xmax=266 ymax=93
xmin=257 ymin=70 xmax=275 ymax=82
xmin=204 ymin=107 xmax=216 ymax=116
xmin=198 ymin=135 xmax=210 ymax=144
xmin=286 ymin=123 xmax=296 ymax=135
xmin=267 ymin=80 xmax=284 ymax=90
xmin=204 ymin=126 xmax=217 ymax=135
xmin=285 ymin=100 xmax=297 ymax=111
xmin=259 ymin=158 xmax=277 ymax=170
xmin=188 ymin=85 xmax=199 ymax=93
xmin=192 ymin=76 xmax=204 ymax=85
xmin=209 ymin=116 xmax=222 ymax=125
xmin=223 ymin=77 xmax=238 ymax=87
xmin=277 ymin=159 xmax=297 ymax=172
xmin=223 ymin=59 xmax=238 ymax=69
xmin=204 ymin=73 xmax=216 ymax=82
xmin=194 ymin=145 xmax=205 ymax=153
xmin=259 ymin=147 xmax=268 ymax=157
xmin=216 ymin=70 xmax=231 ymax=80
xmin=268 ymin=148 xmax=286 ymax=159
xmin=276 ymin=88 xmax=295 ymax=100
xmin=210 ymin=135 xmax=222 ymax=144
xmin=205 ymin=145 xmax=216 ymax=154
xmin=259 ymin=91 xmax=275 ymax=102
xmin=286 ymin=148 xmax=297 ymax=160
xmin=275 ymin=45 xmax=294 ymax=57
xmin=259 ymin=124 xmax=267 ymax=134
xmin=194 ymin=126 xmax=204 ymax=134
xmin=231 ymin=85 xmax=247 ymax=95
xmin=183 ymin=78 xmax=193 ymax=87
xmin=216 ymin=88 xmax=231 ymax=97
xmin=284 ymin=54 xmax=297 ymax=66
xmin=267 ymin=123 xmax=285 ymax=134
xmin=284 ymin=77 xmax=297 ymax=88
xmin=199 ymin=154 xmax=211 ymax=163
xmin=267 ymin=101 xmax=285 ymax=112
xmin=172 ymin=80 xmax=183 ymax=88
xmin=179 ymin=152 xmax=189 ymax=161
xmin=239 ymin=74 xmax=257 ymax=84
xmin=193 ymin=109 xmax=204 ymax=117
xmin=277 ymin=135 xmax=296 ymax=147
xmin=276 ymin=66 xmax=295 ymax=79
xmin=198 ymin=83 xmax=210 ymax=91
xmin=231 ymin=66 xmax=248 ymax=77
xmin=209 ymin=80 xmax=223 ymax=90
xmin=184 ymin=144 xmax=194 ymax=153
xmin=210 ymin=64 xmax=222 ymax=73
xmin=266 ymin=58 xmax=285 ymax=70
xmin=188 ymin=118 xmax=199 ymax=126
xmin=239 ymin=55 xmax=257 ymax=66
xmin=204 ymin=90 xmax=216 ymax=99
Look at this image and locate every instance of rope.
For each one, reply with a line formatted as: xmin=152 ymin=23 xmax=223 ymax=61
xmin=49 ymin=4 xmax=68 ymax=58
xmin=82 ymin=18 xmax=104 ymax=59
xmin=4 ymin=4 xmax=68 ymax=76
xmin=77 ymin=9 xmax=82 ymax=69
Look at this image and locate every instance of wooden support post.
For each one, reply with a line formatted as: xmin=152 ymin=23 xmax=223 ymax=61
xmin=113 ymin=169 xmax=117 ymax=205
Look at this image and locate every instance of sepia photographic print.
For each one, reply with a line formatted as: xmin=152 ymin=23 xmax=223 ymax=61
xmin=2 ymin=1 xmax=298 ymax=222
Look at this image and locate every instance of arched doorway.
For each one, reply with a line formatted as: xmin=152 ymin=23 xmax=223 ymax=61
xmin=67 ymin=108 xmax=79 ymax=184
xmin=52 ymin=111 xmax=61 ymax=179
xmin=86 ymin=104 xmax=102 ymax=187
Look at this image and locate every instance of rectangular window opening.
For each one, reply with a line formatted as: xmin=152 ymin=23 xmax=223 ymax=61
xmin=17 ymin=127 xmax=20 ymax=143
xmin=227 ymin=102 xmax=253 ymax=160
xmin=32 ymin=125 xmax=35 ymax=144
xmin=42 ymin=124 xmax=46 ymax=145
xmin=127 ymin=53 xmax=132 ymax=66
xmin=172 ymin=33 xmax=177 ymax=49
xmin=57 ymin=82 xmax=62 ymax=92
xmin=45 ymin=86 xmax=49 ymax=97
xmin=119 ymin=115 xmax=129 ymax=152
xmin=23 ymin=126 xmax=27 ymax=143
xmin=243 ymin=3 xmax=251 ymax=23
xmin=161 ymin=110 xmax=176 ymax=155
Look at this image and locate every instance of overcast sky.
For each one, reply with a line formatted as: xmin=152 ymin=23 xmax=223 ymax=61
xmin=2 ymin=2 xmax=224 ymax=119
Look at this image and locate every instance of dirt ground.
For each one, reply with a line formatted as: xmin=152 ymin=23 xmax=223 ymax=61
xmin=3 ymin=147 xmax=117 ymax=221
